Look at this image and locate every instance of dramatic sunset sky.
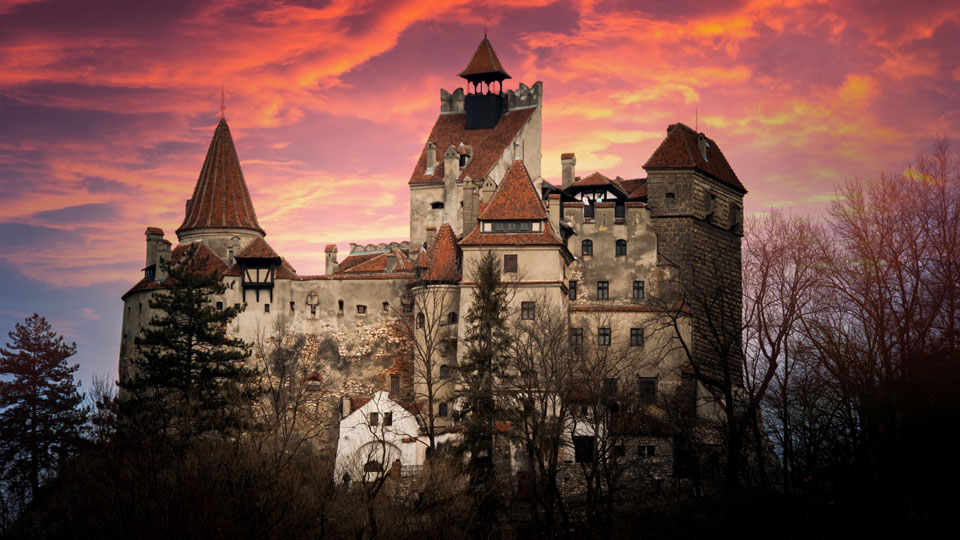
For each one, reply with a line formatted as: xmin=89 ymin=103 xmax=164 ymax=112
xmin=1 ymin=0 xmax=958 ymax=385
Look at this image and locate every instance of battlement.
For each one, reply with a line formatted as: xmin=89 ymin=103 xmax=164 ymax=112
xmin=348 ymin=241 xmax=411 ymax=255
xmin=440 ymin=81 xmax=542 ymax=113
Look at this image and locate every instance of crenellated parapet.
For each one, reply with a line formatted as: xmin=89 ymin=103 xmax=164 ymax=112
xmin=440 ymin=81 xmax=543 ymax=113
xmin=348 ymin=241 xmax=411 ymax=255
xmin=504 ymin=81 xmax=542 ymax=110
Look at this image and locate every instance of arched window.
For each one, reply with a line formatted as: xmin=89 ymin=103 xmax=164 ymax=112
xmin=615 ymin=239 xmax=627 ymax=256
xmin=448 ymin=312 xmax=458 ymax=324
xmin=582 ymin=239 xmax=593 ymax=256
xmin=417 ymin=312 xmax=425 ymax=328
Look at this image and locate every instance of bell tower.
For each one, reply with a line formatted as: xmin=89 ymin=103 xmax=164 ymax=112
xmin=459 ymin=37 xmax=511 ymax=130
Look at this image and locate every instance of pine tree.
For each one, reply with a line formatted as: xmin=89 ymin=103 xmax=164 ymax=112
xmin=457 ymin=251 xmax=510 ymax=531
xmin=0 ymin=314 xmax=87 ymax=499
xmin=121 ymin=243 xmax=257 ymax=439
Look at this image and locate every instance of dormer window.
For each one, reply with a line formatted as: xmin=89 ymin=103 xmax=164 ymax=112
xmin=488 ymin=221 xmax=539 ymax=233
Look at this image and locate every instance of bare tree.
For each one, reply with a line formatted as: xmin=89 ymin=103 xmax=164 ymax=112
xmin=396 ymin=284 xmax=459 ymax=451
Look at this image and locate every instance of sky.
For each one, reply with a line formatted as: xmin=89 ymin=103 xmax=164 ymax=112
xmin=1 ymin=0 xmax=958 ymax=388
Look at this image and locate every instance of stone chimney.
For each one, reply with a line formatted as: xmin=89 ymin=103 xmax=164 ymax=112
xmin=561 ymin=153 xmax=576 ymax=189
xmin=324 ymin=244 xmax=339 ymax=275
xmin=480 ymin=177 xmax=497 ymax=204
xmin=145 ymin=227 xmax=164 ymax=271
xmin=425 ymin=226 xmax=437 ymax=249
xmin=155 ymin=240 xmax=172 ymax=282
xmin=425 ymin=140 xmax=437 ymax=174
xmin=463 ymin=178 xmax=479 ymax=235
xmin=548 ymin=194 xmax=561 ymax=235
xmin=443 ymin=145 xmax=459 ymax=223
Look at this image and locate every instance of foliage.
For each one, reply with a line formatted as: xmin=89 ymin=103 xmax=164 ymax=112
xmin=457 ymin=250 xmax=511 ymax=533
xmin=0 ymin=314 xmax=86 ymax=502
xmin=121 ymin=243 xmax=257 ymax=440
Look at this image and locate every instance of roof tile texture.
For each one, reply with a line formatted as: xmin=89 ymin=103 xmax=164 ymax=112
xmin=458 ymin=37 xmax=511 ymax=80
xmin=408 ymin=107 xmax=535 ymax=185
xmin=421 ymin=223 xmax=461 ymax=282
xmin=478 ymin=159 xmax=547 ymax=221
xmin=178 ymin=119 xmax=264 ymax=234
xmin=644 ymin=123 xmax=745 ymax=192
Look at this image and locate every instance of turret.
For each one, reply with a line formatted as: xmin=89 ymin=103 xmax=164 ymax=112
xmin=459 ymin=37 xmax=511 ymax=129
xmin=325 ymin=244 xmax=339 ymax=275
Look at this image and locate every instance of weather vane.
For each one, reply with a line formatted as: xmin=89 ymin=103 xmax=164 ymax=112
xmin=220 ymin=84 xmax=226 ymax=119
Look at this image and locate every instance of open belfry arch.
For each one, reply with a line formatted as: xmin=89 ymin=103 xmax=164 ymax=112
xmin=120 ymin=35 xmax=746 ymax=485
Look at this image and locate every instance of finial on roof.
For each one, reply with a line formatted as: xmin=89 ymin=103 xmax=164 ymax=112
xmin=220 ymin=84 xmax=226 ymax=119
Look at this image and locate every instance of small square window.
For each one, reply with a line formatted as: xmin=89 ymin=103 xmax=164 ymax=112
xmin=290 ymin=301 xmax=295 ymax=312
xmin=216 ymin=301 xmax=223 ymax=311
xmin=403 ymin=302 xmax=413 ymax=313
xmin=639 ymin=377 xmax=657 ymax=404
xmin=630 ymin=328 xmax=644 ymax=347
xmin=369 ymin=412 xmax=379 ymax=426
xmin=521 ymin=301 xmax=535 ymax=320
xmin=264 ymin=303 xmax=270 ymax=313
xmin=357 ymin=305 xmax=367 ymax=315
xmin=310 ymin=305 xmax=317 ymax=315
xmin=597 ymin=281 xmax=609 ymax=300
xmin=234 ymin=303 xmax=241 ymax=311
xmin=383 ymin=301 xmax=390 ymax=312
xmin=569 ymin=280 xmax=578 ymax=300
xmin=574 ymin=436 xmax=595 ymax=463
xmin=438 ymin=402 xmax=448 ymax=418
xmin=439 ymin=365 xmax=449 ymax=378
xmin=598 ymin=327 xmax=611 ymax=346
xmin=633 ymin=280 xmax=645 ymax=300
xmin=571 ymin=327 xmax=583 ymax=349
xmin=384 ymin=412 xmax=393 ymax=426
xmin=504 ymin=254 xmax=518 ymax=273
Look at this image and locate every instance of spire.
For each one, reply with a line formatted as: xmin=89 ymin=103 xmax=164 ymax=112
xmin=177 ymin=119 xmax=264 ymax=236
xmin=459 ymin=36 xmax=511 ymax=83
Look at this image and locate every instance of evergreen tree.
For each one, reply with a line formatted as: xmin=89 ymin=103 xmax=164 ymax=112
xmin=0 ymin=314 xmax=87 ymax=499
xmin=121 ymin=243 xmax=257 ymax=439
xmin=457 ymin=251 xmax=511 ymax=532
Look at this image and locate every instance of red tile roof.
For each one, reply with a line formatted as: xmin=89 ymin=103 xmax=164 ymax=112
xmin=408 ymin=107 xmax=536 ymax=185
xmin=460 ymin=228 xmax=562 ymax=247
xmin=478 ymin=159 xmax=547 ymax=221
xmin=145 ymin=227 xmax=164 ymax=236
xmin=644 ymin=123 xmax=745 ymax=192
xmin=236 ymin=237 xmax=280 ymax=259
xmin=421 ymin=223 xmax=461 ymax=282
xmin=122 ymin=242 xmax=228 ymax=299
xmin=177 ymin=119 xmax=264 ymax=235
xmin=324 ymin=244 xmax=337 ymax=253
xmin=560 ymin=152 xmax=575 ymax=160
xmin=342 ymin=249 xmax=413 ymax=274
xmin=458 ymin=37 xmax=511 ymax=81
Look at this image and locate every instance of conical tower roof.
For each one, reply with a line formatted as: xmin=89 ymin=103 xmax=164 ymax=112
xmin=177 ymin=119 xmax=264 ymax=235
xmin=459 ymin=37 xmax=511 ymax=83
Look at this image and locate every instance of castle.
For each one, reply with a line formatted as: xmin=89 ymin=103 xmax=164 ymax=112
xmin=120 ymin=37 xmax=746 ymax=483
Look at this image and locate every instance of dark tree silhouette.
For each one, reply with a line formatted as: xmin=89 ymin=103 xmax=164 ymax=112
xmin=0 ymin=314 xmax=86 ymax=500
xmin=458 ymin=251 xmax=511 ymax=534
xmin=121 ymin=243 xmax=257 ymax=439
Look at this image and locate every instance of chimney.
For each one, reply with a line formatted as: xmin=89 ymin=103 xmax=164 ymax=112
xmin=155 ymin=240 xmax=172 ymax=282
xmin=425 ymin=226 xmax=437 ymax=249
xmin=425 ymin=141 xmax=437 ymax=174
xmin=548 ymin=194 xmax=561 ymax=235
xmin=480 ymin=177 xmax=497 ymax=204
xmin=324 ymin=244 xmax=339 ymax=275
xmin=463 ymin=179 xmax=479 ymax=235
xmin=386 ymin=251 xmax=396 ymax=273
xmin=144 ymin=227 xmax=164 ymax=271
xmin=561 ymin=153 xmax=576 ymax=189
xmin=341 ymin=396 xmax=351 ymax=419
xmin=443 ymin=145 xmax=459 ymax=223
